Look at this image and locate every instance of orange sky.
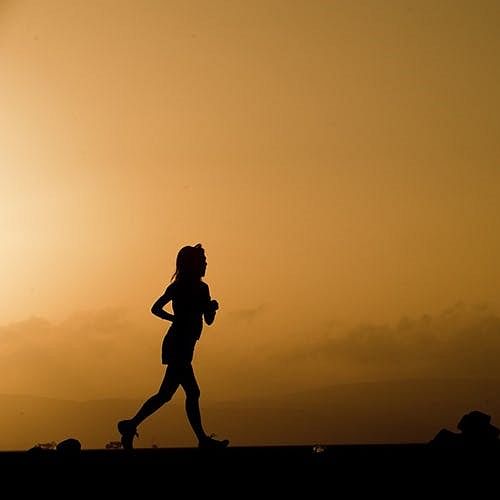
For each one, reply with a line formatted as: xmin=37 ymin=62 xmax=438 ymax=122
xmin=1 ymin=0 xmax=500 ymax=408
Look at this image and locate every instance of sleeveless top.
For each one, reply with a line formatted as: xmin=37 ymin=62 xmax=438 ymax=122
xmin=161 ymin=279 xmax=212 ymax=365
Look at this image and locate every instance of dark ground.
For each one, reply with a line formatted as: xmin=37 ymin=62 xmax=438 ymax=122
xmin=1 ymin=444 xmax=498 ymax=494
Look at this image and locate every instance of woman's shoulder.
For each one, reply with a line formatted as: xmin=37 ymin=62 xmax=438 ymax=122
xmin=164 ymin=281 xmax=178 ymax=294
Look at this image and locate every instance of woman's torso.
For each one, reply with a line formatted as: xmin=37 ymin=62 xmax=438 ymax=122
xmin=169 ymin=279 xmax=209 ymax=339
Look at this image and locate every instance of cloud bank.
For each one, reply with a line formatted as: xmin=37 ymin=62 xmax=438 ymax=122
xmin=294 ymin=302 xmax=500 ymax=383
xmin=0 ymin=302 xmax=498 ymax=400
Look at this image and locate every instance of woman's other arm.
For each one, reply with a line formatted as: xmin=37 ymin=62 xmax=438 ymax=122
xmin=204 ymin=299 xmax=219 ymax=325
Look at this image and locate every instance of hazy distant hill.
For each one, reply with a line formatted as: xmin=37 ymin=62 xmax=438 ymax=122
xmin=1 ymin=378 xmax=499 ymax=450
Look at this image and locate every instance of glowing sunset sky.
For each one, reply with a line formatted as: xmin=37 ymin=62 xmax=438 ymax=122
xmin=1 ymin=0 xmax=499 ymax=412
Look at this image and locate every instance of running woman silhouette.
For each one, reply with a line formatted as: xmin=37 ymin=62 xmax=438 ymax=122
xmin=117 ymin=244 xmax=229 ymax=449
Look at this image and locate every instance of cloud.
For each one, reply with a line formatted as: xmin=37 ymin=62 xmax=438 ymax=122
xmin=0 ymin=309 xmax=161 ymax=399
xmin=1 ymin=302 xmax=499 ymax=402
xmin=226 ymin=305 xmax=267 ymax=324
xmin=297 ymin=302 xmax=500 ymax=382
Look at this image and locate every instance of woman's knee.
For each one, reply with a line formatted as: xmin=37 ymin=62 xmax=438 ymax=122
xmin=185 ymin=386 xmax=201 ymax=401
xmin=156 ymin=390 xmax=174 ymax=404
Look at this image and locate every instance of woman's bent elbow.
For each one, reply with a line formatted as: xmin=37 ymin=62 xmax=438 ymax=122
xmin=151 ymin=305 xmax=162 ymax=318
xmin=204 ymin=313 xmax=215 ymax=325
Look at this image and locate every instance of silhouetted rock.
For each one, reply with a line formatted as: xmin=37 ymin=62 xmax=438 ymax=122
xmin=429 ymin=428 xmax=462 ymax=448
xmin=458 ymin=410 xmax=500 ymax=445
xmin=56 ymin=438 xmax=81 ymax=454
xmin=430 ymin=411 xmax=500 ymax=449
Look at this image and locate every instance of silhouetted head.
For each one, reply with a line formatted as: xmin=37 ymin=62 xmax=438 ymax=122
xmin=172 ymin=243 xmax=207 ymax=281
